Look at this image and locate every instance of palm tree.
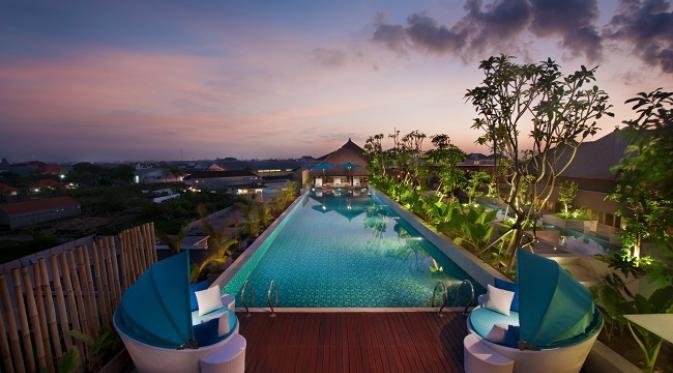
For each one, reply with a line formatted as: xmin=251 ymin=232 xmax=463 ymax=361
xmin=157 ymin=224 xmax=189 ymax=254
xmin=191 ymin=205 xmax=238 ymax=282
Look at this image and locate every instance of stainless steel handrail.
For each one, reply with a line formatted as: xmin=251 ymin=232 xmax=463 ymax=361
xmin=431 ymin=282 xmax=447 ymax=313
xmin=267 ymin=280 xmax=279 ymax=317
xmin=240 ymin=279 xmax=254 ymax=317
xmin=455 ymin=279 xmax=476 ymax=315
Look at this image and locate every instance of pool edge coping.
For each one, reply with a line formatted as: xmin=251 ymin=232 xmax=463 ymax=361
xmin=234 ymin=307 xmax=467 ymax=313
xmin=372 ymin=188 xmax=507 ymax=288
xmin=211 ymin=190 xmax=308 ymax=290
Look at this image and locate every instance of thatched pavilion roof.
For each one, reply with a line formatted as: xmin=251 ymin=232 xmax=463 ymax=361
xmin=310 ymin=139 xmax=370 ymax=177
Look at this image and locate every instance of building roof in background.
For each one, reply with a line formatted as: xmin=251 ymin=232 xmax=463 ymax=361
xmin=0 ymin=196 xmax=79 ymax=215
xmin=183 ymin=169 xmax=258 ymax=180
xmin=29 ymin=179 xmax=65 ymax=189
xmin=457 ymin=153 xmax=496 ymax=168
xmin=250 ymin=159 xmax=302 ymax=171
xmin=556 ymin=130 xmax=628 ymax=181
xmin=0 ymin=158 xmax=10 ymax=171
xmin=0 ymin=182 xmax=18 ymax=194
xmin=311 ymin=139 xmax=370 ymax=176
xmin=13 ymin=161 xmax=62 ymax=174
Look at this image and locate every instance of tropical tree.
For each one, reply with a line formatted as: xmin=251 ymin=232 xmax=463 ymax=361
xmin=558 ymin=180 xmax=578 ymax=217
xmin=157 ymin=224 xmax=189 ymax=253
xmin=191 ymin=204 xmax=238 ymax=282
xmin=423 ymin=134 xmax=466 ymax=197
xmin=466 ymin=171 xmax=491 ymax=205
xmin=608 ymin=89 xmax=673 ymax=282
xmin=465 ymin=55 xmax=613 ymax=267
xmin=364 ymin=133 xmax=386 ymax=181
xmin=236 ymin=199 xmax=262 ymax=238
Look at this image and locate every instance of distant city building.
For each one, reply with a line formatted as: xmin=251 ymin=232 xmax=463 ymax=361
xmin=134 ymin=168 xmax=183 ymax=184
xmin=183 ymin=169 xmax=263 ymax=194
xmin=0 ymin=196 xmax=81 ymax=230
xmin=0 ymin=182 xmax=18 ymax=197
xmin=28 ymin=179 xmax=66 ymax=193
xmin=457 ymin=153 xmax=497 ymax=173
xmin=0 ymin=158 xmax=10 ymax=173
xmin=12 ymin=161 xmax=63 ymax=175
xmin=207 ymin=163 xmax=225 ymax=171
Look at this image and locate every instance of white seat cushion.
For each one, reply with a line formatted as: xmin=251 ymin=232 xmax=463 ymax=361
xmin=484 ymin=284 xmax=514 ymax=316
xmin=195 ymin=286 xmax=224 ymax=316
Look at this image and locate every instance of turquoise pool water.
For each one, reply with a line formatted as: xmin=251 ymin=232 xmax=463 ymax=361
xmin=222 ymin=190 xmax=483 ymax=308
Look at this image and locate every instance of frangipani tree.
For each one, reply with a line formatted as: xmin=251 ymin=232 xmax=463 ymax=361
xmin=465 ymin=55 xmax=613 ymax=267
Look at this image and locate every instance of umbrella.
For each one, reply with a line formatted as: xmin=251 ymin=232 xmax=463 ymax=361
xmin=341 ymin=161 xmax=360 ymax=170
xmin=310 ymin=162 xmax=335 ymax=186
xmin=310 ymin=162 xmax=335 ymax=172
xmin=341 ymin=162 xmax=360 ymax=187
xmin=517 ymin=250 xmax=599 ymax=349
xmin=116 ymin=252 xmax=193 ymax=348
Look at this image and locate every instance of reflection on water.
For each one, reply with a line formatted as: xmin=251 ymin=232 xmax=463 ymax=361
xmin=224 ymin=190 xmax=482 ymax=307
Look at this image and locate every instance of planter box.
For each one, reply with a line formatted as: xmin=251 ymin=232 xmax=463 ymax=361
xmin=583 ymin=220 xmax=598 ymax=233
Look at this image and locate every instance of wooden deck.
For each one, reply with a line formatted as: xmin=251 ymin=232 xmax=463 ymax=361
xmin=238 ymin=312 xmax=467 ymax=373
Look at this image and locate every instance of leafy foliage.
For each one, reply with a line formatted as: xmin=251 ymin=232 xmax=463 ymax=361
xmin=558 ymin=180 xmax=578 ymax=215
xmin=594 ymin=281 xmax=673 ymax=372
xmin=69 ymin=326 xmax=119 ymax=371
xmin=465 ymin=55 xmax=613 ymax=268
xmin=437 ymin=203 xmax=497 ymax=251
xmin=608 ymin=89 xmax=673 ymax=274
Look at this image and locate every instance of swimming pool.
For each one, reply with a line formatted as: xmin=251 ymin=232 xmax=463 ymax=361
xmin=221 ymin=190 xmax=483 ymax=308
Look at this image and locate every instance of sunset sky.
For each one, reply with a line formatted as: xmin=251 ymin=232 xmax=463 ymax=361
xmin=1 ymin=0 xmax=672 ymax=162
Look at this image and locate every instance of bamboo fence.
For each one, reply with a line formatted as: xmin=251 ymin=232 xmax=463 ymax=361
xmin=0 ymin=222 xmax=157 ymax=373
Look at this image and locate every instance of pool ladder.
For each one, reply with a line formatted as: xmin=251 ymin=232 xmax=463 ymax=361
xmin=240 ymin=280 xmax=255 ymax=317
xmin=432 ymin=279 xmax=476 ymax=315
xmin=267 ymin=280 xmax=279 ymax=317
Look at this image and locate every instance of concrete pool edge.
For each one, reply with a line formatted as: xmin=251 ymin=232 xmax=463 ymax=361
xmin=212 ymin=190 xmax=308 ymax=289
xmin=235 ymin=307 xmax=468 ymax=313
xmin=372 ymin=188 xmax=508 ymax=288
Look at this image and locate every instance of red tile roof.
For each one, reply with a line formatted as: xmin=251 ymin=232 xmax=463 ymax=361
xmin=14 ymin=161 xmax=62 ymax=174
xmin=29 ymin=179 xmax=65 ymax=189
xmin=0 ymin=182 xmax=17 ymax=194
xmin=0 ymin=197 xmax=79 ymax=215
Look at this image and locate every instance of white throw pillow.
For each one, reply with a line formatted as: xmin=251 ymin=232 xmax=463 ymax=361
xmin=195 ymin=286 xmax=224 ymax=316
xmin=485 ymin=323 xmax=509 ymax=343
xmin=485 ymin=284 xmax=514 ymax=316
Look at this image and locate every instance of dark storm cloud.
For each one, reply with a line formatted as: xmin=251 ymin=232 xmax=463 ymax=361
xmin=460 ymin=0 xmax=531 ymax=53
xmin=607 ymin=0 xmax=673 ymax=72
xmin=404 ymin=13 xmax=467 ymax=54
xmin=372 ymin=23 xmax=410 ymax=55
xmin=529 ymin=0 xmax=602 ymax=60
xmin=372 ymin=0 xmax=602 ymax=61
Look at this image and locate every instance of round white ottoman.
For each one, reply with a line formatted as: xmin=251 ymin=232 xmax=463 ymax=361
xmin=464 ymin=333 xmax=514 ymax=373
xmin=200 ymin=334 xmax=246 ymax=373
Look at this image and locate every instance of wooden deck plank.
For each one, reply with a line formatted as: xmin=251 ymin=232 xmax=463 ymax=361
xmin=238 ymin=312 xmax=467 ymax=373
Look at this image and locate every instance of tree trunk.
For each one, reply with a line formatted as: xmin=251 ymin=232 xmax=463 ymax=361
xmin=506 ymin=225 xmax=524 ymax=270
